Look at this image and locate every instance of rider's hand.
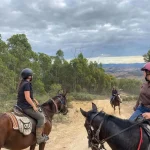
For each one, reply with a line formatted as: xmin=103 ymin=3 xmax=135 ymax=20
xmin=142 ymin=113 xmax=150 ymax=119
xmin=33 ymin=105 xmax=38 ymax=112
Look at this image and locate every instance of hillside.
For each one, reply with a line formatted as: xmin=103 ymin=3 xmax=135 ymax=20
xmin=103 ymin=63 xmax=144 ymax=79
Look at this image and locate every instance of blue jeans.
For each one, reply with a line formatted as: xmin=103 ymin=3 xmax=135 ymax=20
xmin=129 ymin=105 xmax=150 ymax=121
xmin=110 ymin=96 xmax=115 ymax=101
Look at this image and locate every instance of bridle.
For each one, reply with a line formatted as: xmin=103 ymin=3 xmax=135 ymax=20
xmin=41 ymin=95 xmax=67 ymax=121
xmin=86 ymin=112 xmax=145 ymax=150
xmin=51 ymin=95 xmax=67 ymax=113
xmin=86 ymin=112 xmax=107 ymax=150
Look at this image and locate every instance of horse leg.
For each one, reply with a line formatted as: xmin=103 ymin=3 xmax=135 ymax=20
xmin=119 ymin=105 xmax=121 ymax=115
xmin=114 ymin=106 xmax=115 ymax=113
xmin=39 ymin=142 xmax=46 ymax=150
xmin=30 ymin=143 xmax=36 ymax=150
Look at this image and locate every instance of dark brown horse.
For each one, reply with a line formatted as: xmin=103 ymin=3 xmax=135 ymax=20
xmin=111 ymin=94 xmax=121 ymax=114
xmin=0 ymin=91 xmax=68 ymax=150
xmin=80 ymin=103 xmax=149 ymax=150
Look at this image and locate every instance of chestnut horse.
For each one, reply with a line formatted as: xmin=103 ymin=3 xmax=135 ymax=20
xmin=80 ymin=103 xmax=149 ymax=150
xmin=111 ymin=94 xmax=121 ymax=114
xmin=0 ymin=91 xmax=68 ymax=150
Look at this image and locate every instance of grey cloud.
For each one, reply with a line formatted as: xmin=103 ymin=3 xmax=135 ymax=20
xmin=0 ymin=0 xmax=150 ymax=58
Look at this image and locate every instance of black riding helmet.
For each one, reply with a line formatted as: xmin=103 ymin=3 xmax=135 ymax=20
xmin=21 ymin=68 xmax=33 ymax=79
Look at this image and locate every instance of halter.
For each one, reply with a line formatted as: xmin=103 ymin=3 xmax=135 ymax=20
xmin=41 ymin=95 xmax=67 ymax=121
xmin=87 ymin=112 xmax=145 ymax=150
xmin=87 ymin=112 xmax=107 ymax=150
xmin=51 ymin=95 xmax=66 ymax=113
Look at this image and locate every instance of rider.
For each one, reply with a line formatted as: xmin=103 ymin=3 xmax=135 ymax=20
xmin=129 ymin=62 xmax=150 ymax=121
xmin=111 ymin=87 xmax=118 ymax=102
xmin=17 ymin=68 xmax=49 ymax=144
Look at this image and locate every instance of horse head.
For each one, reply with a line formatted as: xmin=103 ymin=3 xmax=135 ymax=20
xmin=42 ymin=90 xmax=68 ymax=116
xmin=55 ymin=89 xmax=68 ymax=115
xmin=80 ymin=103 xmax=105 ymax=150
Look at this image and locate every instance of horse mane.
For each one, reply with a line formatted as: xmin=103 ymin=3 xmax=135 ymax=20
xmin=106 ymin=114 xmax=133 ymax=128
xmin=41 ymin=95 xmax=60 ymax=107
xmin=88 ymin=110 xmax=133 ymax=128
xmin=41 ymin=99 xmax=52 ymax=106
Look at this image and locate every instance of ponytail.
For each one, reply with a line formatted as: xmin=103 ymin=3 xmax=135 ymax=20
xmin=17 ymin=79 xmax=24 ymax=92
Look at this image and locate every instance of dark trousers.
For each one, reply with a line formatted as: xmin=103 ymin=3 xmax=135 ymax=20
xmin=23 ymin=108 xmax=45 ymax=127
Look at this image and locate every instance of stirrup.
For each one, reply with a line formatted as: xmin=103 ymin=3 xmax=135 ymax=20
xmin=43 ymin=134 xmax=49 ymax=140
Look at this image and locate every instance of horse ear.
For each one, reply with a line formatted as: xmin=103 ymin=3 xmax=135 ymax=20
xmin=63 ymin=89 xmax=67 ymax=96
xmin=58 ymin=89 xmax=61 ymax=95
xmin=92 ymin=103 xmax=98 ymax=112
xmin=80 ymin=108 xmax=87 ymax=117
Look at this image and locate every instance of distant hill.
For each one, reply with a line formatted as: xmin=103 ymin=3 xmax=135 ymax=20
xmin=102 ymin=63 xmax=144 ymax=79
xmin=103 ymin=63 xmax=145 ymax=69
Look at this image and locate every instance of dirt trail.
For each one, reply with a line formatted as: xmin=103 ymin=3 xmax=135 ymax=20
xmin=41 ymin=99 xmax=135 ymax=150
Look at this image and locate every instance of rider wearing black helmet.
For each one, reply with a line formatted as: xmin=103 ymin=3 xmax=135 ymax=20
xmin=17 ymin=68 xmax=49 ymax=144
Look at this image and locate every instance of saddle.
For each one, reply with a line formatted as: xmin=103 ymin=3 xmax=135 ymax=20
xmin=140 ymin=120 xmax=150 ymax=140
xmin=135 ymin=115 xmax=150 ymax=140
xmin=6 ymin=105 xmax=36 ymax=136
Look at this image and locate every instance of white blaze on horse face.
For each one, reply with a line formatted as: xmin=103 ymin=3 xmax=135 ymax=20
xmin=91 ymin=126 xmax=94 ymax=131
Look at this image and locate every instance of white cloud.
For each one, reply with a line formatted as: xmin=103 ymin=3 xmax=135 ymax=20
xmin=88 ymin=56 xmax=144 ymax=64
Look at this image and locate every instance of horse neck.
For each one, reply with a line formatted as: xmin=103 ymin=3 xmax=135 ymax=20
xmin=42 ymin=101 xmax=56 ymax=121
xmin=96 ymin=115 xmax=139 ymax=150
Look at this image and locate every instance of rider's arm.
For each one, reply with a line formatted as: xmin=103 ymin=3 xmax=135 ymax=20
xmin=23 ymin=83 xmax=38 ymax=111
xmin=112 ymin=90 xmax=114 ymax=96
xmin=136 ymin=96 xmax=140 ymax=106
xmin=133 ymin=97 xmax=140 ymax=111
xmin=33 ymin=98 xmax=39 ymax=106
xmin=24 ymin=91 xmax=37 ymax=108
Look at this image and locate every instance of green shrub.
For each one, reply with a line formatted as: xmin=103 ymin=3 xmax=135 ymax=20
xmin=122 ymin=95 xmax=138 ymax=101
xmin=0 ymin=100 xmax=16 ymax=113
xmin=70 ymin=92 xmax=100 ymax=101
xmin=53 ymin=114 xmax=69 ymax=123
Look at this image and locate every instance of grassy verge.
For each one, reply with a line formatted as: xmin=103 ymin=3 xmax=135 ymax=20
xmin=0 ymin=100 xmax=16 ymax=113
xmin=0 ymin=92 xmax=108 ymax=113
xmin=122 ymin=95 xmax=138 ymax=101
xmin=68 ymin=92 xmax=108 ymax=101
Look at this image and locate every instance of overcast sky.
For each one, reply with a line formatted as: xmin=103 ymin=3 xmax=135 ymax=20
xmin=0 ymin=0 xmax=150 ymax=60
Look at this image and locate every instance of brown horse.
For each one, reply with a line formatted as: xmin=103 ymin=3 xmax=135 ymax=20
xmin=111 ymin=94 xmax=121 ymax=114
xmin=0 ymin=91 xmax=68 ymax=150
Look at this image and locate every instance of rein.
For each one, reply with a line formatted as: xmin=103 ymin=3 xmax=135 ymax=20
xmin=51 ymin=99 xmax=59 ymax=113
xmin=41 ymin=97 xmax=66 ymax=121
xmin=89 ymin=113 xmax=145 ymax=150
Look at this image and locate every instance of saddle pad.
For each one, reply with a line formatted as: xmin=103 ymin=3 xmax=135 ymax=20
xmin=6 ymin=112 xmax=34 ymax=135
xmin=7 ymin=113 xmax=19 ymax=130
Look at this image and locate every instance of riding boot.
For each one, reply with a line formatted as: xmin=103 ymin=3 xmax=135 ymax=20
xmin=36 ymin=127 xmax=49 ymax=144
